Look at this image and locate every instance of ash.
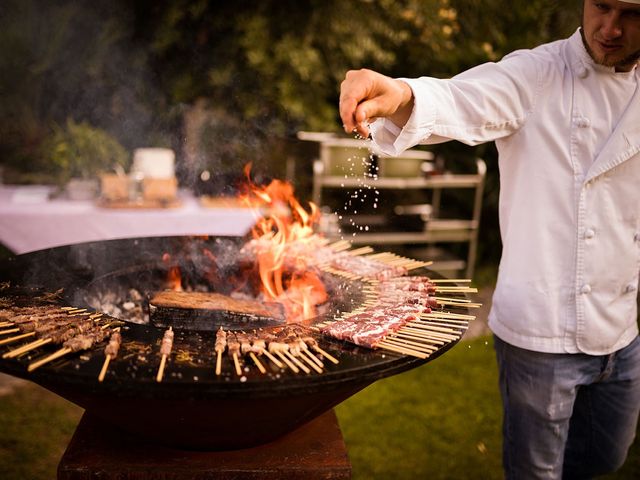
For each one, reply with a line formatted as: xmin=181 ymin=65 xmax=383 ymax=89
xmin=86 ymin=287 xmax=148 ymax=324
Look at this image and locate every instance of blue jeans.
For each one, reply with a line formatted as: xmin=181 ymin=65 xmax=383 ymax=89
xmin=494 ymin=335 xmax=640 ymax=480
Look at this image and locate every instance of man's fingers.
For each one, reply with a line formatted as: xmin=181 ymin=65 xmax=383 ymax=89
xmin=339 ymin=95 xmax=359 ymax=133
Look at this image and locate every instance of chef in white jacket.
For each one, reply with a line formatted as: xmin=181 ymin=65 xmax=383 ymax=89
xmin=339 ymin=1 xmax=640 ymax=478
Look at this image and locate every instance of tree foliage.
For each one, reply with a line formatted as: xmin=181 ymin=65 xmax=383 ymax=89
xmin=0 ymin=0 xmax=585 ymax=266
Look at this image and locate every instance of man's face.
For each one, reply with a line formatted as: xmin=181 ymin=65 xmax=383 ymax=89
xmin=582 ymin=0 xmax=640 ymax=71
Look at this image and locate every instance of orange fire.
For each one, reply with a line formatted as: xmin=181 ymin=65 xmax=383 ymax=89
xmin=239 ymin=164 xmax=327 ymax=322
xmin=162 ymin=253 xmax=183 ymax=291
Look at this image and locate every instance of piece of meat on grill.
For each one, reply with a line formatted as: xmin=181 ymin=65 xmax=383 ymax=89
xmin=149 ymin=290 xmax=285 ymax=321
xmin=214 ymin=327 xmax=227 ymax=353
xmin=105 ymin=330 xmax=122 ymax=358
xmin=63 ymin=327 xmax=107 ymax=352
xmin=321 ymin=305 xmax=424 ymax=348
xmin=159 ymin=328 xmax=174 ymax=356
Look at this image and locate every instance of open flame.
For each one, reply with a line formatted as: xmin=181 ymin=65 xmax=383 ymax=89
xmin=239 ymin=164 xmax=327 ymax=322
xmin=162 ymin=253 xmax=183 ymax=291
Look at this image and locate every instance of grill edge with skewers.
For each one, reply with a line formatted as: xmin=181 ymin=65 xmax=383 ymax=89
xmin=0 ymin=236 xmax=476 ymax=449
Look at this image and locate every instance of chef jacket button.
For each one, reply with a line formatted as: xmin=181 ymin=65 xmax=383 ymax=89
xmin=577 ymin=64 xmax=589 ymax=78
xmin=577 ymin=117 xmax=591 ymax=128
xmin=580 ymin=284 xmax=592 ymax=294
xmin=625 ymin=284 xmax=637 ymax=294
xmin=584 ymin=228 xmax=595 ymax=239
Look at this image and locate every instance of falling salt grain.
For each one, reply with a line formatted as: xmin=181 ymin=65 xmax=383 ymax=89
xmin=240 ymin=376 xmax=247 ymax=382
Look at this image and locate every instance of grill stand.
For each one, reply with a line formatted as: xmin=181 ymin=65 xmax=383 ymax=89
xmin=58 ymin=409 xmax=351 ymax=479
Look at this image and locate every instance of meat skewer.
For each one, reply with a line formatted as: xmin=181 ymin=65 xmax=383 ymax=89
xmin=248 ymin=331 xmax=284 ymax=369
xmin=264 ymin=332 xmax=299 ymax=373
xmin=28 ymin=326 xmax=108 ymax=372
xmin=98 ymin=329 xmax=122 ymax=382
xmin=237 ymin=331 xmax=266 ymax=374
xmin=227 ymin=332 xmax=242 ymax=376
xmin=214 ymin=327 xmax=226 ymax=376
xmin=282 ymin=327 xmax=323 ymax=373
xmin=297 ymin=332 xmax=339 ymax=365
xmin=3 ymin=316 xmax=102 ymax=358
xmin=279 ymin=333 xmax=311 ymax=374
xmin=156 ymin=327 xmax=174 ymax=382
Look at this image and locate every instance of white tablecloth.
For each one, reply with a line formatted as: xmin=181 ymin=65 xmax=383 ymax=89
xmin=0 ymin=186 xmax=256 ymax=254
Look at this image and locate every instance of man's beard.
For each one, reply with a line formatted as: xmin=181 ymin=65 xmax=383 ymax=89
xmin=580 ymin=27 xmax=640 ymax=71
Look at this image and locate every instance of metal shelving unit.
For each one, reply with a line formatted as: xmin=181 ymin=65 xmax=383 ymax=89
xmin=308 ymin=136 xmax=486 ymax=278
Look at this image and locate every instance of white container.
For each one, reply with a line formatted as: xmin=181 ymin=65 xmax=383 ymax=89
xmin=131 ymin=148 xmax=175 ymax=179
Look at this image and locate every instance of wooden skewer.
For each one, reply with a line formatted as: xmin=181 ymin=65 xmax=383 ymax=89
xmin=28 ymin=347 xmax=72 ymax=372
xmin=397 ymin=330 xmax=447 ymax=344
xmin=98 ymin=328 xmax=121 ymax=383
xmin=312 ymin=346 xmax=339 ymax=364
xmin=394 ymin=331 xmax=443 ymax=347
xmin=366 ymin=252 xmax=396 ymax=260
xmin=384 ymin=337 xmax=437 ymax=353
xmin=2 ymin=338 xmax=52 ymax=359
xmin=232 ymin=353 xmax=242 ymax=376
xmin=329 ymin=240 xmax=351 ymax=252
xmin=347 ymin=246 xmax=374 ymax=256
xmin=259 ymin=348 xmax=285 ymax=369
xmin=381 ymin=257 xmax=405 ymax=266
xmin=156 ymin=327 xmax=173 ymax=383
xmin=156 ymin=354 xmax=168 ymax=382
xmin=0 ymin=331 xmax=36 ymax=346
xmin=285 ymin=351 xmax=311 ymax=374
xmin=402 ymin=326 xmax=458 ymax=340
xmin=249 ymin=352 xmax=267 ymax=374
xmin=435 ymin=287 xmax=478 ymax=293
xmin=0 ymin=328 xmax=20 ymax=336
xmin=98 ymin=355 xmax=111 ymax=382
xmin=299 ymin=352 xmax=323 ymax=374
xmin=422 ymin=311 xmax=475 ymax=320
xmin=406 ymin=261 xmax=433 ymax=270
xmin=436 ymin=299 xmax=482 ymax=308
xmin=420 ymin=320 xmax=469 ymax=330
xmin=407 ymin=322 xmax=460 ymax=334
xmin=0 ymin=321 xmax=14 ymax=328
xmin=419 ymin=316 xmax=469 ymax=325
xmin=61 ymin=308 xmax=87 ymax=315
xmin=387 ymin=335 xmax=439 ymax=351
xmin=403 ymin=326 xmax=460 ymax=342
xmin=215 ymin=350 xmax=223 ymax=376
xmin=378 ymin=342 xmax=428 ymax=359
xmin=276 ymin=351 xmax=299 ymax=373
xmin=430 ymin=278 xmax=473 ymax=283
xmin=407 ymin=321 xmax=463 ymax=334
xmin=302 ymin=349 xmax=324 ymax=369
xmin=433 ymin=296 xmax=472 ymax=303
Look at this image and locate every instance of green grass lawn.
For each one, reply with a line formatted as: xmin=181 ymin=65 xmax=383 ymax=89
xmin=336 ymin=336 xmax=503 ymax=479
xmin=336 ymin=335 xmax=640 ymax=480
xmin=0 ymin=335 xmax=638 ymax=479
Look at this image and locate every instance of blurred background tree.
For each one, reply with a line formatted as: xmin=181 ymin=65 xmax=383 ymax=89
xmin=0 ymin=0 xmax=583 ymax=271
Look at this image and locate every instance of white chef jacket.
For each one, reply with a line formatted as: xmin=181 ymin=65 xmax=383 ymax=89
xmin=372 ymin=29 xmax=640 ymax=355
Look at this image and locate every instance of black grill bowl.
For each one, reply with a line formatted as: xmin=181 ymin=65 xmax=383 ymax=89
xmin=0 ymin=236 xmax=461 ymax=450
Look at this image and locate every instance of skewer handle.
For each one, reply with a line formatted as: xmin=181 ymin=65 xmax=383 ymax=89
xmin=156 ymin=354 xmax=167 ymax=382
xmin=98 ymin=355 xmax=111 ymax=382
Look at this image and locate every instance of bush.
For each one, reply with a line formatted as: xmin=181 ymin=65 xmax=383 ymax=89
xmin=43 ymin=119 xmax=130 ymax=184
